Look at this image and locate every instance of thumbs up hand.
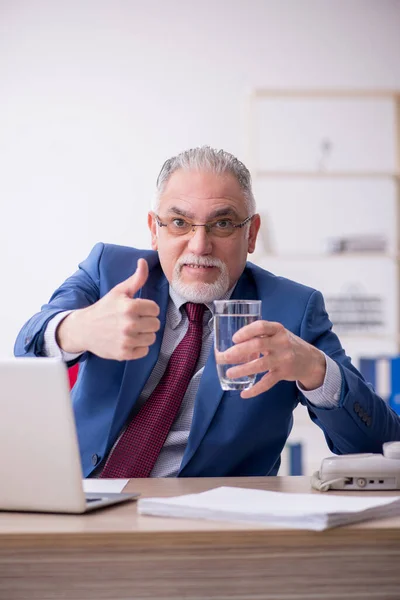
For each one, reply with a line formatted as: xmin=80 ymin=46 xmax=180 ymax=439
xmin=56 ymin=258 xmax=161 ymax=360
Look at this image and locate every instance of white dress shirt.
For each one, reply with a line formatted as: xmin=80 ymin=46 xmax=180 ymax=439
xmin=44 ymin=289 xmax=342 ymax=476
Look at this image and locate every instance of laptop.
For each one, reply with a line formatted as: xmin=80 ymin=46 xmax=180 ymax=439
xmin=0 ymin=357 xmax=139 ymax=513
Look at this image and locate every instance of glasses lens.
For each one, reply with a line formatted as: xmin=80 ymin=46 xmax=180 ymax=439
xmin=211 ymin=221 xmax=235 ymax=237
xmin=167 ymin=218 xmax=192 ymax=235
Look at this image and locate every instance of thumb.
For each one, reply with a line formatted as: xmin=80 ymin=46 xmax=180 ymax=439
xmin=115 ymin=258 xmax=149 ymax=297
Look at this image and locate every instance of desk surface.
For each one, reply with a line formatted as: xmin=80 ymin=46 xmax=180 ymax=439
xmin=1 ymin=476 xmax=400 ymax=543
xmin=1 ymin=477 xmax=400 ymax=600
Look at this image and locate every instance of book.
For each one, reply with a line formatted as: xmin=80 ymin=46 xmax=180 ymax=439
xmin=137 ymin=486 xmax=400 ymax=531
xmin=359 ymin=355 xmax=400 ymax=415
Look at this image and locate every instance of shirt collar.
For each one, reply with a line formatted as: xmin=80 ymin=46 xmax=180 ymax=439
xmin=168 ymin=285 xmax=235 ymax=330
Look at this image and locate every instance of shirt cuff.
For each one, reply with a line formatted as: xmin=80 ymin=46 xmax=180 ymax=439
xmin=43 ymin=311 xmax=83 ymax=362
xmin=296 ymin=354 xmax=342 ymax=409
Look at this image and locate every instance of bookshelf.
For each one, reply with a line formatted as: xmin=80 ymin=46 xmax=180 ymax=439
xmin=246 ymin=89 xmax=400 ymax=475
xmin=248 ymin=89 xmax=400 ymax=357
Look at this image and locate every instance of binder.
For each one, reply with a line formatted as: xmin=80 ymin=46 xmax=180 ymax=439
xmin=359 ymin=356 xmax=400 ymax=415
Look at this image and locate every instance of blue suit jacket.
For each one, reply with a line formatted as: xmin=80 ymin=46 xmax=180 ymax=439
xmin=14 ymin=243 xmax=400 ymax=477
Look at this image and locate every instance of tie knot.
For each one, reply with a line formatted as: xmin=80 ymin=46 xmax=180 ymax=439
xmin=184 ymin=302 xmax=206 ymax=323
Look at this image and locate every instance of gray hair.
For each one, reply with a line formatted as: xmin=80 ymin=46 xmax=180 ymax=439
xmin=153 ymin=146 xmax=256 ymax=214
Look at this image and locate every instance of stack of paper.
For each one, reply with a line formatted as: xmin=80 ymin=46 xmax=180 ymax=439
xmin=83 ymin=479 xmax=129 ymax=493
xmin=137 ymin=486 xmax=400 ymax=531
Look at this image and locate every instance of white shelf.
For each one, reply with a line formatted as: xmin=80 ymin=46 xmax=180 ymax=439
xmin=250 ymin=89 xmax=400 ymax=475
xmin=257 ymin=252 xmax=397 ymax=260
xmin=335 ymin=332 xmax=399 ymax=340
xmin=253 ymin=89 xmax=400 ymax=99
xmin=249 ymin=88 xmax=400 ymax=357
xmin=256 ymin=170 xmax=400 ymax=180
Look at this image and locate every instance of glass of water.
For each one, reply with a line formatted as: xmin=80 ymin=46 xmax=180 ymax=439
xmin=213 ymin=300 xmax=262 ymax=391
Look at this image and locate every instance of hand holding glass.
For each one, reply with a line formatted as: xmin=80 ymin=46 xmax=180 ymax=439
xmin=214 ymin=300 xmax=262 ymax=391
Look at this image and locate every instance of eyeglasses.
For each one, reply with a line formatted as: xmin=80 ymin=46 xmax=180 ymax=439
xmin=155 ymin=215 xmax=254 ymax=238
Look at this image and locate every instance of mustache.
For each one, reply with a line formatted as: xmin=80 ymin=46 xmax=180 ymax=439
xmin=176 ymin=254 xmax=225 ymax=269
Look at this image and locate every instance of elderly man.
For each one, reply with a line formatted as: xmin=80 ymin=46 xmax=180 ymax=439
xmin=15 ymin=146 xmax=400 ymax=478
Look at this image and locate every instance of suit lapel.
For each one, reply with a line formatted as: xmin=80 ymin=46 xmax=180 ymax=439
xmin=180 ymin=266 xmax=258 ymax=472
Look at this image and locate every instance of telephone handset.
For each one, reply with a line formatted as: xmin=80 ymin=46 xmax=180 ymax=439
xmin=311 ymin=442 xmax=400 ymax=492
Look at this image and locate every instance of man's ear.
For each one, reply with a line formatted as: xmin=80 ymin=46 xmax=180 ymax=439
xmin=247 ymin=214 xmax=261 ymax=254
xmin=148 ymin=212 xmax=158 ymax=251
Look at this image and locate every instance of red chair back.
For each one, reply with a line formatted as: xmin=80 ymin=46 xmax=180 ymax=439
xmin=68 ymin=364 xmax=79 ymax=389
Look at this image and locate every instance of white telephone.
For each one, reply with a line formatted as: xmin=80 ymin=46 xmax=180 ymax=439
xmin=311 ymin=441 xmax=400 ymax=492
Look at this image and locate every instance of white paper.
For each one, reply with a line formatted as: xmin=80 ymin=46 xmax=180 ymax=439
xmin=137 ymin=486 xmax=400 ymax=531
xmin=83 ymin=478 xmax=129 ymax=494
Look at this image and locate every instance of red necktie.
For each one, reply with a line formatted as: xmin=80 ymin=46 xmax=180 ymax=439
xmin=100 ymin=302 xmax=206 ymax=478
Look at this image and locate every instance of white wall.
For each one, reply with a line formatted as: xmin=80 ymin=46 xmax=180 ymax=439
xmin=1 ymin=0 xmax=400 ymax=357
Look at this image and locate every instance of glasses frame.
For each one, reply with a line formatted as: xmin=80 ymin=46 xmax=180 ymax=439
xmin=154 ymin=214 xmax=254 ymax=237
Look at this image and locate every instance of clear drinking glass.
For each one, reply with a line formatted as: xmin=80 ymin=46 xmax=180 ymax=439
xmin=213 ymin=300 xmax=262 ymax=391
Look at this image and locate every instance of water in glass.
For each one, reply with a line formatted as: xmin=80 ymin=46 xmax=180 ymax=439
xmin=214 ymin=313 xmax=260 ymax=391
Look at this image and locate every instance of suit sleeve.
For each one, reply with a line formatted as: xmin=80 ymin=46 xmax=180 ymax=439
xmin=14 ymin=242 xmax=105 ymax=362
xmin=298 ymin=290 xmax=400 ymax=453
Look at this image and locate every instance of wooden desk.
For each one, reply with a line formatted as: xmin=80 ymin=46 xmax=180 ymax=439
xmin=1 ymin=476 xmax=400 ymax=599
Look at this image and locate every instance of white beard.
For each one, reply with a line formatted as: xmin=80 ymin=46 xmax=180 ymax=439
xmin=171 ymin=254 xmax=230 ymax=303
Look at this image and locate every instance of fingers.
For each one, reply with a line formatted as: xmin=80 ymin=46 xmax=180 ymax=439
xmin=226 ymin=356 xmax=266 ymax=379
xmin=240 ymin=371 xmax=281 ymax=399
xmin=118 ymin=315 xmax=160 ymax=356
xmin=232 ymin=320 xmax=284 ymax=344
xmin=128 ymin=299 xmax=160 ymax=318
xmin=122 ymin=346 xmax=151 ymax=361
xmin=114 ymin=331 xmax=157 ymax=361
xmin=130 ymin=331 xmax=157 ymax=347
xmin=220 ymin=338 xmax=271 ymax=364
xmin=131 ymin=315 xmax=160 ymax=333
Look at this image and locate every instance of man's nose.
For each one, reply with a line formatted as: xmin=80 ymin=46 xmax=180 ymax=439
xmin=186 ymin=226 xmax=213 ymax=254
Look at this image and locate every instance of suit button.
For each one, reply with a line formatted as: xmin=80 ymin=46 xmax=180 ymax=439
xmin=366 ymin=417 xmax=372 ymax=427
xmin=358 ymin=407 xmax=364 ymax=418
xmin=354 ymin=402 xmax=360 ymax=413
xmin=362 ymin=414 xmax=369 ymax=423
xmin=92 ymin=454 xmax=99 ymax=466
